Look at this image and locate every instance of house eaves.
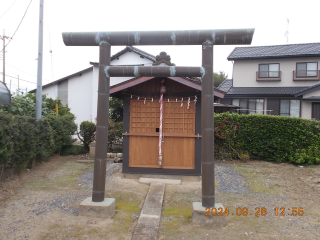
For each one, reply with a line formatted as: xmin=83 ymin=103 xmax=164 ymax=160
xmin=293 ymin=82 xmax=320 ymax=97
xmin=224 ymin=86 xmax=308 ymax=98
xmin=29 ymin=66 xmax=92 ymax=93
xmin=228 ymin=42 xmax=320 ymax=60
xmin=302 ymin=96 xmax=320 ymax=101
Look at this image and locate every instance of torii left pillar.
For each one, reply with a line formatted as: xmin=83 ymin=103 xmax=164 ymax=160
xmin=79 ymin=41 xmax=115 ymax=218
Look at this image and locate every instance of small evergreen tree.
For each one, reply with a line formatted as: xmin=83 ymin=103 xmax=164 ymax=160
xmin=77 ymin=121 xmax=96 ymax=151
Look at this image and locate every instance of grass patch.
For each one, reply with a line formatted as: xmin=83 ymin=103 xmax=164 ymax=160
xmin=162 ymin=192 xmax=194 ymax=219
xmin=24 ymin=160 xmax=93 ymax=191
xmin=162 ymin=219 xmax=190 ymax=236
xmin=42 ymin=224 xmax=84 ymax=239
xmin=231 ymin=214 xmax=275 ymax=229
xmin=42 ymin=223 xmax=120 ymax=239
xmin=105 ymin=191 xmax=142 ymax=236
xmin=162 ymin=206 xmax=192 ymax=219
xmin=42 ymin=191 xmax=142 ymax=240
xmin=232 ymin=165 xmax=277 ymax=193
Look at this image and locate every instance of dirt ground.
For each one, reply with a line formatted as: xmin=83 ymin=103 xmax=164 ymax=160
xmin=0 ymin=155 xmax=319 ymax=240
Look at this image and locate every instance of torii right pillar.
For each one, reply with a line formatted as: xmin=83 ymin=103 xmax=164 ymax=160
xmin=192 ymin=40 xmax=226 ymax=225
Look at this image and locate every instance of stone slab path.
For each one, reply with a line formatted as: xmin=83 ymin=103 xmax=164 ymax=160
xmin=132 ymin=182 xmax=165 ymax=240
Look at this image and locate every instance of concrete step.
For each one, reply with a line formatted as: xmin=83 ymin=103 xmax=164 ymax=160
xmin=132 ymin=182 xmax=165 ymax=240
xmin=139 ymin=177 xmax=181 ymax=185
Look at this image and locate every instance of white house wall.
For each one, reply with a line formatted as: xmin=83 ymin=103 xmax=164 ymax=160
xmin=43 ymin=84 xmax=57 ymax=100
xmin=301 ymin=102 xmax=312 ymax=119
xmin=91 ymin=66 xmax=99 ymax=123
xmin=68 ymin=70 xmax=93 ymax=127
xmin=111 ymin=51 xmax=153 ymax=66
xmin=110 ymin=51 xmax=154 ymax=86
xmin=233 ymin=57 xmax=320 ymax=87
xmin=303 ymin=88 xmax=320 ymax=98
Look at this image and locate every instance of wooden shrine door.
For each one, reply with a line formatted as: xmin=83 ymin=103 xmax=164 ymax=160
xmin=129 ymin=99 xmax=195 ymax=169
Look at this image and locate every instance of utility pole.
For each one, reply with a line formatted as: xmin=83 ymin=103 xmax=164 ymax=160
xmin=17 ymin=75 xmax=19 ymax=94
xmin=36 ymin=0 xmax=44 ymax=120
xmin=0 ymin=29 xmax=11 ymax=85
xmin=10 ymin=79 xmax=11 ymax=92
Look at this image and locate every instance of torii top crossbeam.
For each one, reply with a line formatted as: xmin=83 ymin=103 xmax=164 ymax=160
xmin=62 ymin=29 xmax=254 ymax=46
xmin=62 ymin=28 xmax=254 ymax=207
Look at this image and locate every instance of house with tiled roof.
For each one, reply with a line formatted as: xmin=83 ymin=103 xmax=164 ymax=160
xmin=217 ymin=42 xmax=320 ymax=119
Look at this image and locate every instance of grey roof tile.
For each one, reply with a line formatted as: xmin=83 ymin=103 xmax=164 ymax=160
xmin=217 ymin=79 xmax=233 ymax=93
xmin=226 ymin=86 xmax=308 ymax=96
xmin=228 ymin=42 xmax=320 ymax=60
xmin=293 ymin=82 xmax=320 ymax=96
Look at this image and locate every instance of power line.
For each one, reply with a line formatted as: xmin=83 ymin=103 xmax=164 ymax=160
xmin=4 ymin=62 xmax=52 ymax=81
xmin=5 ymin=62 xmax=37 ymax=77
xmin=0 ymin=0 xmax=33 ymax=53
xmin=0 ymin=0 xmax=18 ymax=19
xmin=3 ymin=57 xmax=54 ymax=80
xmin=0 ymin=72 xmax=36 ymax=84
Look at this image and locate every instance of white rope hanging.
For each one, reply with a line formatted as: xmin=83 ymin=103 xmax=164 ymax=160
xmin=125 ymin=93 xmax=199 ymax=106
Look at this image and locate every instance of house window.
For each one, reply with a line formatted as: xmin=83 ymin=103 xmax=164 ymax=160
xmin=259 ymin=64 xmax=280 ymax=78
xmin=232 ymin=99 xmax=264 ymax=114
xmin=280 ymin=100 xmax=300 ymax=117
xmin=296 ymin=62 xmax=318 ymax=77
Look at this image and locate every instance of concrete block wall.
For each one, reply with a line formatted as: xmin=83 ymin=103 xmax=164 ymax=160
xmin=89 ymin=142 xmax=123 ymax=160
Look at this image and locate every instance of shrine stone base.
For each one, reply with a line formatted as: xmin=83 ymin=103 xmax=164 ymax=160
xmin=192 ymin=202 xmax=227 ymax=226
xmin=79 ymin=197 xmax=115 ymax=219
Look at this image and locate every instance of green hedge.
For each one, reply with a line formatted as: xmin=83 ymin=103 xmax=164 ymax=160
xmin=214 ymin=113 xmax=320 ymax=164
xmin=60 ymin=145 xmax=87 ymax=156
xmin=0 ymin=113 xmax=77 ymax=176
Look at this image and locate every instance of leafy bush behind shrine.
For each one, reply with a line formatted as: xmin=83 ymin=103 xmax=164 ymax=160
xmin=0 ymin=113 xmax=77 ymax=178
xmin=214 ymin=113 xmax=320 ymax=164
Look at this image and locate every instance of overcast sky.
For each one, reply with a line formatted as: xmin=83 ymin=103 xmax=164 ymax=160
xmin=0 ymin=0 xmax=319 ymax=94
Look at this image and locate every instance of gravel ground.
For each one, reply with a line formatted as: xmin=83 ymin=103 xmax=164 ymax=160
xmin=0 ymin=161 xmax=123 ymax=240
xmin=215 ymin=163 xmax=249 ymax=194
xmin=78 ymin=162 xmax=122 ymax=187
xmin=24 ymin=162 xmax=122 ymax=217
xmin=2 ymin=157 xmax=320 ymax=240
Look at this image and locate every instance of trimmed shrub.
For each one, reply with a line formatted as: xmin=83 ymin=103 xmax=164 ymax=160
xmin=108 ymin=119 xmax=123 ymax=152
xmin=214 ymin=112 xmax=320 ymax=164
xmin=0 ymin=113 xmax=77 ymax=180
xmin=45 ymin=114 xmax=77 ymax=153
xmin=77 ymin=121 xmax=96 ymax=151
xmin=0 ymin=92 xmax=73 ymax=117
xmin=60 ymin=145 xmax=87 ymax=156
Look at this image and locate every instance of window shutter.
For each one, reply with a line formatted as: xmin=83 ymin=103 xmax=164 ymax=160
xmin=267 ymin=99 xmax=280 ymax=115
xmin=220 ymin=98 xmax=232 ymax=105
xmin=312 ymin=103 xmax=320 ymax=120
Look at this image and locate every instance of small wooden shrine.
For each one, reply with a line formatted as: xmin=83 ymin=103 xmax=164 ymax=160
xmin=110 ymin=52 xmax=225 ymax=175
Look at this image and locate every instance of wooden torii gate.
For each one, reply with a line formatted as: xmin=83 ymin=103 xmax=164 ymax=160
xmin=62 ymin=29 xmax=254 ymax=208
